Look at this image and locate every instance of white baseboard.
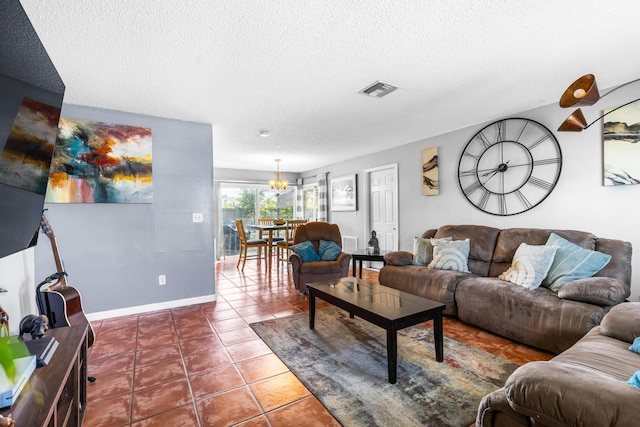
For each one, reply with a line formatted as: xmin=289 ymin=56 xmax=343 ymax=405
xmin=86 ymin=294 xmax=217 ymax=321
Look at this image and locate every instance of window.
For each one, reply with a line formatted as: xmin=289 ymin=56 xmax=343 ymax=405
xmin=303 ymin=184 xmax=318 ymax=221
xmin=219 ymin=183 xmax=296 ymax=255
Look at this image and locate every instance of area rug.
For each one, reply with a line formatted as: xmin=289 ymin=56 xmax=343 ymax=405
xmin=250 ymin=307 xmax=518 ymax=427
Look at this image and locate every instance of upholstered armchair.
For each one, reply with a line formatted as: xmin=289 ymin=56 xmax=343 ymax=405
xmin=289 ymin=222 xmax=352 ymax=294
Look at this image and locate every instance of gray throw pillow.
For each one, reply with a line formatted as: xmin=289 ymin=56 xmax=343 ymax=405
xmin=413 ymin=236 xmax=452 ymax=265
xmin=499 ymin=243 xmax=557 ymax=289
xmin=427 ymin=238 xmax=470 ymax=273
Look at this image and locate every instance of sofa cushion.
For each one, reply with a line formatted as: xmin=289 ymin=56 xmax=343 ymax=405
xmin=318 ymin=240 xmax=341 ymax=261
xmin=297 ymin=259 xmax=345 ymax=274
xmin=433 ymin=225 xmax=499 ymax=276
xmin=456 ymin=277 xmax=605 ymax=354
xmin=557 ymin=277 xmax=627 ymax=306
xmin=504 ymin=359 xmax=640 ymax=427
xmin=384 ymin=251 xmax=414 ymax=266
xmin=600 ymin=302 xmax=640 ymax=343
xmin=428 ymin=238 xmax=470 ymax=273
xmin=290 ymin=240 xmax=321 ymax=262
xmin=412 ymin=236 xmax=451 ymax=265
xmin=489 ymin=228 xmax=598 ymax=278
xmin=543 ymin=233 xmax=612 ymax=292
xmin=378 ymin=264 xmax=475 ymax=316
xmin=498 ymin=243 xmax=557 ymax=289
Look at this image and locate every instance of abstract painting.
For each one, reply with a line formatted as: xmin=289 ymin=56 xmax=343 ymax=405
xmin=330 ymin=174 xmax=357 ymax=211
xmin=422 ymin=146 xmax=439 ymax=195
xmin=603 ymin=102 xmax=640 ymax=186
xmin=0 ymin=98 xmax=61 ymax=194
xmin=46 ymin=118 xmax=153 ymax=203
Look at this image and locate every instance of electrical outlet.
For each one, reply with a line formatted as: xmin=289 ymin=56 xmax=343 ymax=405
xmin=192 ymin=212 xmax=204 ymax=223
xmin=158 ymin=274 xmax=166 ymax=285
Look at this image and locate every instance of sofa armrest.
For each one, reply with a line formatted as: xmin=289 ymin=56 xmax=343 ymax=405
xmin=557 ymin=277 xmax=628 ymax=306
xmin=336 ymin=251 xmax=352 ymax=267
xmin=505 ymin=361 xmax=640 ymax=427
xmin=600 ymin=302 xmax=640 ymax=343
xmin=383 ymin=250 xmax=414 ymax=266
xmin=476 ymin=388 xmax=531 ymax=427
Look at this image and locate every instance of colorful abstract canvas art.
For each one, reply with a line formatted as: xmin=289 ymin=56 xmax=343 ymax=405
xmin=603 ymin=103 xmax=640 ymax=185
xmin=46 ymin=118 xmax=153 ymax=203
xmin=0 ymin=98 xmax=61 ymax=194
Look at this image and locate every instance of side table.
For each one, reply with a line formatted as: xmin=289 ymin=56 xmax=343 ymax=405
xmin=351 ymin=249 xmax=391 ymax=278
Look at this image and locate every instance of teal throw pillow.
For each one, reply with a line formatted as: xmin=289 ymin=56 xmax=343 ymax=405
xmin=542 ymin=233 xmax=612 ymax=292
xmin=318 ymin=240 xmax=342 ymax=261
xmin=629 ymin=337 xmax=640 ymax=354
xmin=498 ymin=243 xmax=558 ymax=290
xmin=427 ymin=238 xmax=470 ymax=273
xmin=627 ymin=370 xmax=640 ymax=388
xmin=290 ymin=240 xmax=321 ymax=263
xmin=413 ymin=236 xmax=452 ymax=265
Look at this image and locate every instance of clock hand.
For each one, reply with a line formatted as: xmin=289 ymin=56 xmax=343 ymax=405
xmin=481 ymin=167 xmax=500 ymax=177
xmin=482 ymin=169 xmax=500 ymax=179
xmin=504 ymin=162 xmax=532 ymax=169
xmin=481 ymin=160 xmax=511 ymax=177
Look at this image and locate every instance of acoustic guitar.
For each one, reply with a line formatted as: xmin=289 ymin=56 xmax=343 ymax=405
xmin=39 ymin=213 xmax=95 ymax=347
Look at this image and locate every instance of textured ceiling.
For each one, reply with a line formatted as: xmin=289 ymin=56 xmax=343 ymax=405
xmin=18 ymin=0 xmax=640 ymax=173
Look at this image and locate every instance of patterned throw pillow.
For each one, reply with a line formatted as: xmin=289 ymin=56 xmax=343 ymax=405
xmin=290 ymin=240 xmax=321 ymax=263
xmin=427 ymin=238 xmax=470 ymax=273
xmin=413 ymin=236 xmax=452 ymax=265
xmin=498 ymin=243 xmax=558 ymax=289
xmin=542 ymin=233 xmax=612 ymax=292
xmin=318 ymin=240 xmax=342 ymax=261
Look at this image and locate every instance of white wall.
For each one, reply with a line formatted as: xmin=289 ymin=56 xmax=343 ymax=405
xmin=0 ymin=248 xmax=37 ymax=335
xmin=302 ymin=84 xmax=640 ymax=302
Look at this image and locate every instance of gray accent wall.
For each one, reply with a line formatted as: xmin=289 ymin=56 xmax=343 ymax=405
xmin=34 ymin=104 xmax=215 ymax=314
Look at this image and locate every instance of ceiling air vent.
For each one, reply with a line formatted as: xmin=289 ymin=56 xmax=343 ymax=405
xmin=359 ymin=81 xmax=398 ymax=98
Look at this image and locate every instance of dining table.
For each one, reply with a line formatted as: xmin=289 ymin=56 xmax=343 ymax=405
xmin=247 ymin=223 xmax=290 ymax=271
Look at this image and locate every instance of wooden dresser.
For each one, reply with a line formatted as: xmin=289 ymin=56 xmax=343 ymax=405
xmin=2 ymin=325 xmax=88 ymax=426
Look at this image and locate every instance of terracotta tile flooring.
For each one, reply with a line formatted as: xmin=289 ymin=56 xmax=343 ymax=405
xmin=84 ymin=256 xmax=553 ymax=426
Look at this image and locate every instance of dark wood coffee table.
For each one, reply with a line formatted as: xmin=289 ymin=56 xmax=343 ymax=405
xmin=307 ymin=277 xmax=445 ymax=384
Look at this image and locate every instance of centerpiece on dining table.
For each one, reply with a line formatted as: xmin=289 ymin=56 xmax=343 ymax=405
xmin=273 ymin=218 xmax=286 ymax=226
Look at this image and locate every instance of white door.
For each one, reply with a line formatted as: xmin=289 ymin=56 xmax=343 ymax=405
xmin=365 ymin=164 xmax=398 ymax=256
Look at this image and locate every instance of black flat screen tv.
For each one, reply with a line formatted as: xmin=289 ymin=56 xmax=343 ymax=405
xmin=0 ymin=0 xmax=65 ymax=259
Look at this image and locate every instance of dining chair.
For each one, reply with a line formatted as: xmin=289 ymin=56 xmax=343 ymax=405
xmin=257 ymin=217 xmax=285 ymax=253
xmin=235 ymin=219 xmax=268 ymax=271
xmin=276 ymin=219 xmax=308 ymax=266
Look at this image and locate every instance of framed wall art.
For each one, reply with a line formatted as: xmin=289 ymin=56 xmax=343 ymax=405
xmin=330 ymin=174 xmax=357 ymax=211
xmin=46 ymin=117 xmax=153 ymax=203
xmin=422 ymin=146 xmax=439 ymax=196
xmin=603 ymin=102 xmax=640 ymax=185
xmin=0 ymin=98 xmax=61 ymax=195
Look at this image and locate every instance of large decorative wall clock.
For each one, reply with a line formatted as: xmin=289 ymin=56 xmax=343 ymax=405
xmin=457 ymin=118 xmax=562 ymax=216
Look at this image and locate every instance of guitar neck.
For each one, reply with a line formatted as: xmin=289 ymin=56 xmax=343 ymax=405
xmin=40 ymin=214 xmax=68 ymax=288
xmin=49 ymin=236 xmax=68 ymax=287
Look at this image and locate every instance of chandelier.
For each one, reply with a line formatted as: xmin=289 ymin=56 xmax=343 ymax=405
xmin=269 ymin=159 xmax=288 ymax=195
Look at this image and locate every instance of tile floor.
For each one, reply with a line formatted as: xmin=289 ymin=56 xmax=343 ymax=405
xmin=84 ymin=256 xmax=553 ymax=427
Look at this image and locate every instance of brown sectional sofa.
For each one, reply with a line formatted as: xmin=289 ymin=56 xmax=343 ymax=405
xmin=379 ymin=225 xmax=632 ymax=354
xmin=477 ymin=302 xmax=640 ymax=426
